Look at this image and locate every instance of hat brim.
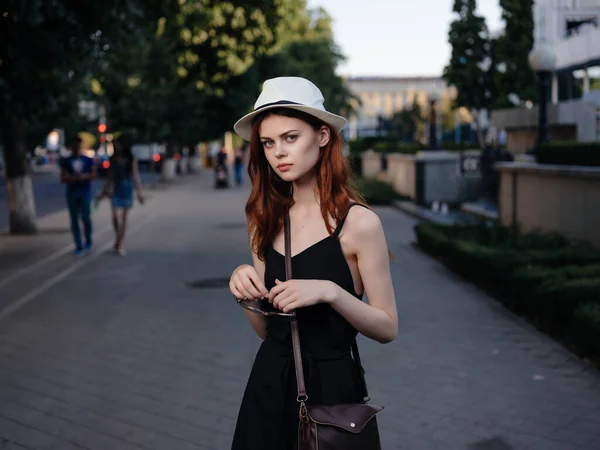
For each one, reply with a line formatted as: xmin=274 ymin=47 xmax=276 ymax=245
xmin=233 ymin=104 xmax=348 ymax=141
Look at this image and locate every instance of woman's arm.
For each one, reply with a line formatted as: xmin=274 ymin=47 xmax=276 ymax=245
xmin=327 ymin=208 xmax=397 ymax=343
xmin=230 ymin=249 xmax=269 ymax=340
xmin=243 ymin=253 xmax=269 ymax=339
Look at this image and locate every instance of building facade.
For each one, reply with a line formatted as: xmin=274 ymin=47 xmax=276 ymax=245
xmin=534 ymin=0 xmax=600 ymax=103
xmin=491 ymin=0 xmax=600 ymax=150
xmin=343 ymin=76 xmax=455 ymax=140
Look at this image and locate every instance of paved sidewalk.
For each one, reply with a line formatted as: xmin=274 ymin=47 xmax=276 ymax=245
xmin=0 ymin=174 xmax=599 ymax=450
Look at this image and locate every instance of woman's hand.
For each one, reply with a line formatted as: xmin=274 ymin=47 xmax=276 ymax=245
xmin=230 ymin=264 xmax=269 ymax=301
xmin=268 ymin=279 xmax=338 ymax=313
xmin=137 ymin=191 xmax=145 ymax=205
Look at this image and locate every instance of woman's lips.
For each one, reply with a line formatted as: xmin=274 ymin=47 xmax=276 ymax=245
xmin=277 ymin=164 xmax=292 ymax=172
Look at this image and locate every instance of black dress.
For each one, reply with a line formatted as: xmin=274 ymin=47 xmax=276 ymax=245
xmin=232 ymin=204 xmax=369 ymax=450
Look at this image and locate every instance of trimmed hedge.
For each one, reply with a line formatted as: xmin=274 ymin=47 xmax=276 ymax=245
xmin=571 ymin=303 xmax=600 ymax=356
xmin=414 ymin=222 xmax=600 ymax=362
xmin=354 ymin=177 xmax=406 ymax=205
xmin=535 ymin=142 xmax=600 ymax=167
xmin=372 ymin=141 xmax=423 ymax=154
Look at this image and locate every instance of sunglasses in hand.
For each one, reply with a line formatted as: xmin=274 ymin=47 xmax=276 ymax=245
xmin=234 ymin=297 xmax=296 ymax=318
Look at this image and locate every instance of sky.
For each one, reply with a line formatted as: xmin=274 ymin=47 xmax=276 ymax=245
xmin=306 ymin=0 xmax=504 ymax=77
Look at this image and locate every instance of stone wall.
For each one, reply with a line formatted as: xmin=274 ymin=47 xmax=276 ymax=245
xmin=496 ymin=162 xmax=600 ymax=247
xmin=361 ymin=150 xmax=482 ymax=205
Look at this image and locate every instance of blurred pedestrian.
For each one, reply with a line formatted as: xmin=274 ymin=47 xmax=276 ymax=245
xmin=97 ymin=138 xmax=144 ymax=256
xmin=60 ymin=136 xmax=97 ymax=256
xmin=233 ymin=143 xmax=247 ymax=187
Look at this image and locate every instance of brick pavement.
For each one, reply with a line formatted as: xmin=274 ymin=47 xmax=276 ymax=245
xmin=0 ymin=173 xmax=599 ymax=450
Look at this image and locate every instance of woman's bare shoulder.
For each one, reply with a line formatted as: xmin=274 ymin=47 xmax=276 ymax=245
xmin=342 ymin=204 xmax=384 ymax=241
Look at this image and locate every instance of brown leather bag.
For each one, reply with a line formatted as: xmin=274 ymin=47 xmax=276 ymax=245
xmin=283 ymin=213 xmax=384 ymax=450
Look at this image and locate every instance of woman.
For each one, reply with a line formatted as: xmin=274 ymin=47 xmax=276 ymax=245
xmin=99 ymin=139 xmax=144 ymax=256
xmin=229 ymin=77 xmax=397 ymax=449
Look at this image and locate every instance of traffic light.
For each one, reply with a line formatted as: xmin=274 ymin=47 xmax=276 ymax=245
xmin=98 ymin=123 xmax=107 ymax=133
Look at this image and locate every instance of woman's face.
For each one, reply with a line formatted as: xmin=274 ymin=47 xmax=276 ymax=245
xmin=259 ymin=114 xmax=330 ymax=183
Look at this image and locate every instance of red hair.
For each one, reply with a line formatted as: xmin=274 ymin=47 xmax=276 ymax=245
xmin=245 ymin=108 xmax=366 ymax=260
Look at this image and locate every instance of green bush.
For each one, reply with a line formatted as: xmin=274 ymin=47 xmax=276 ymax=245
xmin=535 ymin=142 xmax=600 ymax=167
xmin=506 ymin=265 xmax=600 ymax=311
xmin=414 ymin=221 xmax=600 ymax=360
xmin=372 ymin=141 xmax=423 ymax=154
xmin=571 ymin=303 xmax=600 ymax=357
xmin=533 ymin=278 xmax=600 ymax=332
xmin=354 ymin=178 xmax=404 ymax=205
xmin=348 ymin=137 xmax=378 ymax=154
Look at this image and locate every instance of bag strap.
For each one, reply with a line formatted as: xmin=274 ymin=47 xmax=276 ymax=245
xmin=285 ymin=212 xmax=370 ymax=404
xmin=285 ymin=214 xmax=308 ymax=402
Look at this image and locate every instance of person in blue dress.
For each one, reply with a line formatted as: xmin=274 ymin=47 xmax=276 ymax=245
xmin=98 ymin=138 xmax=144 ymax=256
xmin=60 ymin=136 xmax=97 ymax=256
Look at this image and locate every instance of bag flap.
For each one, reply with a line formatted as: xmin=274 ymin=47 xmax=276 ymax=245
xmin=306 ymin=403 xmax=383 ymax=433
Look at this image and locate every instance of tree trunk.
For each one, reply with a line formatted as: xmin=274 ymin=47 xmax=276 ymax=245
xmin=1 ymin=117 xmax=37 ymax=234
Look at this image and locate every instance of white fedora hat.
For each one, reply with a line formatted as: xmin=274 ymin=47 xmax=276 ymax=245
xmin=233 ymin=77 xmax=348 ymax=141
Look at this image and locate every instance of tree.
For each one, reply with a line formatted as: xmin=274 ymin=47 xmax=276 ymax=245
xmin=237 ymin=5 xmax=356 ymax=121
xmin=494 ymin=0 xmax=536 ymax=107
xmin=443 ymin=0 xmax=491 ymax=148
xmin=391 ymin=101 xmax=423 ymax=142
xmin=0 ymin=0 xmax=132 ymax=233
xmin=93 ymin=0 xmax=300 ymax=152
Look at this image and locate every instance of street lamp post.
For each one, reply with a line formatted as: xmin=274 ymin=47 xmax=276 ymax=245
xmin=528 ymin=45 xmax=557 ymax=147
xmin=428 ymin=90 xmax=440 ymax=150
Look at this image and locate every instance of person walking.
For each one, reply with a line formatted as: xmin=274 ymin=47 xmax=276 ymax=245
xmin=233 ymin=143 xmax=247 ymax=187
xmin=228 ymin=77 xmax=398 ymax=449
xmin=98 ymin=138 xmax=144 ymax=256
xmin=60 ymin=136 xmax=97 ymax=256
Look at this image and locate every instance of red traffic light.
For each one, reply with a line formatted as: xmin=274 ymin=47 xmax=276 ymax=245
xmin=98 ymin=123 xmax=107 ymax=133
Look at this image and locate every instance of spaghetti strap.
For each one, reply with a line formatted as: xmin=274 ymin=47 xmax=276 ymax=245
xmin=333 ymin=203 xmax=368 ymax=237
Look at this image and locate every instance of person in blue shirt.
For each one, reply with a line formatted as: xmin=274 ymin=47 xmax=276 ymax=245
xmin=60 ymin=136 xmax=97 ymax=256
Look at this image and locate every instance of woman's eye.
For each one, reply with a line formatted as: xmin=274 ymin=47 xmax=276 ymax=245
xmin=262 ymin=140 xmax=273 ymax=148
xmin=285 ymin=135 xmax=297 ymax=142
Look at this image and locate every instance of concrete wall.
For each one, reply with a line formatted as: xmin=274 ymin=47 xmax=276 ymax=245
xmin=421 ymin=151 xmax=481 ymax=205
xmin=361 ymin=150 xmax=482 ymax=205
xmin=558 ymin=100 xmax=598 ymax=142
xmin=490 ymin=100 xmax=598 ymax=153
xmin=496 ymin=162 xmax=600 ymax=247
xmin=387 ymin=154 xmax=416 ymax=199
xmin=362 ymin=151 xmax=382 ymax=178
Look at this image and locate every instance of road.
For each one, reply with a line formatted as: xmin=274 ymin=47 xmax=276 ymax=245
xmin=0 ymin=167 xmax=160 ymax=231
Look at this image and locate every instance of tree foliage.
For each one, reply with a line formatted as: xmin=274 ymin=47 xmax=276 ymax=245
xmin=443 ymin=0 xmax=491 ymax=112
xmin=390 ymin=102 xmax=424 ymax=142
xmin=494 ymin=0 xmax=536 ymax=107
xmin=443 ymin=0 xmax=491 ymax=146
xmin=0 ymin=0 xmax=127 ymax=176
xmin=0 ymin=0 xmax=355 ymax=232
xmin=88 ymin=0 xmax=354 ymax=147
